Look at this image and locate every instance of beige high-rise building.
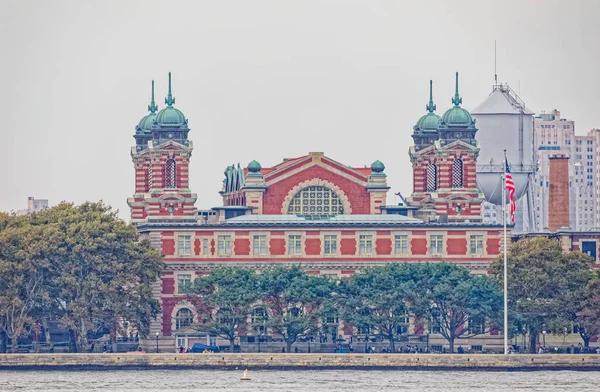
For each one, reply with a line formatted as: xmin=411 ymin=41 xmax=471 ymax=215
xmin=533 ymin=110 xmax=598 ymax=231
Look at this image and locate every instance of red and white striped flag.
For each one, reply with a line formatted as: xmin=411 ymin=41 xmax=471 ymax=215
xmin=505 ymin=160 xmax=516 ymax=224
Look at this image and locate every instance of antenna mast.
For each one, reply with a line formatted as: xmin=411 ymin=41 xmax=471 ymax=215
xmin=494 ymin=40 xmax=498 ymax=85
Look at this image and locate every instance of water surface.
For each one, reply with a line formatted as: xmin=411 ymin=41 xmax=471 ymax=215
xmin=1 ymin=369 xmax=599 ymax=391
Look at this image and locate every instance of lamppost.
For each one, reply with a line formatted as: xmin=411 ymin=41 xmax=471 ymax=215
xmin=308 ymin=336 xmax=311 ymax=354
xmin=542 ymin=330 xmax=546 ymax=350
xmin=155 ymin=332 xmax=159 ymax=353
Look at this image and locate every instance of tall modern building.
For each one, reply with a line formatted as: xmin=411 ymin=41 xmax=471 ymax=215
xmin=533 ymin=109 xmax=599 ymax=231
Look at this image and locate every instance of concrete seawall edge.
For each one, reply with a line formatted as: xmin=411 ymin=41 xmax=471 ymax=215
xmin=1 ymin=354 xmax=600 ymax=371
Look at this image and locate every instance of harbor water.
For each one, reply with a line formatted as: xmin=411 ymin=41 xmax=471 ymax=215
xmin=1 ymin=369 xmax=599 ymax=391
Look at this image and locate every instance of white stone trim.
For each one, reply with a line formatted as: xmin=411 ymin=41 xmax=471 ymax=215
xmin=280 ymin=178 xmax=353 ymax=215
xmin=171 ymin=300 xmax=198 ymax=333
xmin=321 ymin=231 xmax=341 ymax=257
xmin=466 ymin=231 xmax=487 ymax=257
xmin=392 ymin=231 xmax=412 ymax=256
xmin=250 ymin=232 xmax=271 ymax=256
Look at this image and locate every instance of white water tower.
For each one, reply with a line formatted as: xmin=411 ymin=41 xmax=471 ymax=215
xmin=471 ymin=84 xmax=536 ymax=232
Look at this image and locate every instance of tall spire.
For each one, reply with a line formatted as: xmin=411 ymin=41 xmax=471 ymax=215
xmin=165 ymin=72 xmax=175 ymax=107
xmin=148 ymin=80 xmax=158 ymax=114
xmin=426 ymin=80 xmax=436 ymax=113
xmin=452 ymin=71 xmax=462 ymax=107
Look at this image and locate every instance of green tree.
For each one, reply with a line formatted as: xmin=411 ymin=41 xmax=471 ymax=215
xmin=489 ymin=237 xmax=594 ymax=353
xmin=418 ymin=263 xmax=503 ymax=353
xmin=342 ymin=264 xmax=418 ymax=352
xmin=0 ymin=213 xmax=55 ymax=352
xmin=259 ymin=265 xmax=334 ymax=353
xmin=29 ymin=202 xmax=164 ymax=352
xmin=576 ymin=277 xmax=600 ymax=348
xmin=190 ymin=267 xmax=259 ymax=351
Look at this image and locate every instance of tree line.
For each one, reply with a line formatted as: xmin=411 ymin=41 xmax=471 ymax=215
xmin=1 ymin=201 xmax=598 ymax=355
xmin=187 ymin=263 xmax=503 ymax=353
xmin=0 ymin=202 xmax=164 ymax=353
xmin=188 ymin=237 xmax=600 ymax=354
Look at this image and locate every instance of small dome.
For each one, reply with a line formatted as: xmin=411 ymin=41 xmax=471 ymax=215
xmin=137 ymin=113 xmax=156 ymax=132
xmin=248 ymin=160 xmax=262 ymax=173
xmin=416 ymin=112 xmax=442 ymax=130
xmin=371 ymin=160 xmax=385 ymax=172
xmin=414 ymin=80 xmax=441 ymax=131
xmin=156 ymin=106 xmax=186 ymax=126
xmin=442 ymin=106 xmax=473 ymax=126
xmin=136 ymin=80 xmax=159 ymax=133
xmin=442 ymin=71 xmax=473 ymax=126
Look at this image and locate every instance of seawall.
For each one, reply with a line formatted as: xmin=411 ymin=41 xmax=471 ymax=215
xmin=1 ymin=353 xmax=600 ymax=371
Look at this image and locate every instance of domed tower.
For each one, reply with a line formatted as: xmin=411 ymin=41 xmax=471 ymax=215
xmin=134 ymin=80 xmax=159 ymax=152
xmin=408 ymin=74 xmax=485 ymax=223
xmin=412 ymin=80 xmax=442 ymax=151
xmin=128 ymin=72 xmax=197 ymax=224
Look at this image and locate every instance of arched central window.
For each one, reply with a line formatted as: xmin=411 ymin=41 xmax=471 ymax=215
xmin=175 ymin=308 xmax=193 ymax=329
xmin=426 ymin=164 xmax=437 ymax=192
xmin=286 ymin=186 xmax=343 ymax=215
xmin=165 ymin=158 xmax=177 ymax=189
xmin=452 ymin=158 xmax=463 ymax=188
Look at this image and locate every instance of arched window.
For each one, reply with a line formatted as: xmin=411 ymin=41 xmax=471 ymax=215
xmin=146 ymin=165 xmax=153 ymax=192
xmin=452 ymin=158 xmax=463 ymax=188
xmin=426 ymin=164 xmax=437 ymax=192
xmin=286 ymin=186 xmax=343 ymax=216
xmin=165 ymin=158 xmax=176 ymax=189
xmin=175 ymin=308 xmax=193 ymax=329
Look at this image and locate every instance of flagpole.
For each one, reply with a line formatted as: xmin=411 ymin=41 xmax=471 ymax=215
xmin=503 ymin=149 xmax=508 ymax=355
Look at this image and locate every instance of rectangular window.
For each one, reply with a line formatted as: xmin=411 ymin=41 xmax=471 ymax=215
xmin=469 ymin=235 xmax=484 ymax=255
xmin=217 ymin=235 xmax=232 ymax=256
xmin=177 ymin=235 xmax=192 ymax=256
xmin=394 ymin=235 xmax=409 ymax=254
xmin=288 ymin=235 xmax=302 ymax=255
xmin=253 ymin=235 xmax=268 ymax=255
xmin=324 ymin=235 xmax=337 ymax=255
xmin=430 ymin=235 xmax=444 ymax=254
xmin=177 ymin=274 xmax=192 ymax=294
xmin=202 ymin=238 xmax=208 ymax=256
xmin=359 ymin=235 xmax=373 ymax=255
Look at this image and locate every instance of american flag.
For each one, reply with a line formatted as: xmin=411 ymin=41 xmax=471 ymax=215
xmin=505 ymin=160 xmax=516 ymax=224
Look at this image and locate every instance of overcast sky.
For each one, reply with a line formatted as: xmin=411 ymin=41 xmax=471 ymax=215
xmin=2 ymin=0 xmax=599 ymax=218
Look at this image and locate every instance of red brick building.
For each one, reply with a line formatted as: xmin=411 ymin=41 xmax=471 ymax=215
xmin=130 ymin=73 xmax=508 ymax=351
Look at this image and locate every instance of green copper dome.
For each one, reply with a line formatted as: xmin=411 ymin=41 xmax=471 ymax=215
xmin=415 ymin=80 xmax=441 ymax=131
xmin=136 ymin=80 xmax=159 ymax=133
xmin=416 ymin=113 xmax=442 ymax=130
xmin=441 ymin=72 xmax=473 ymax=126
xmin=371 ymin=160 xmax=385 ymax=172
xmin=156 ymin=72 xmax=187 ymax=126
xmin=247 ymin=160 xmax=262 ymax=173
xmin=442 ymin=106 xmax=473 ymax=125
xmin=156 ymin=106 xmax=186 ymax=125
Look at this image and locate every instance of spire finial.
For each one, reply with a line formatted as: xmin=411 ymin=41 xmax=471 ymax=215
xmin=426 ymin=80 xmax=436 ymax=113
xmin=452 ymin=71 xmax=462 ymax=107
xmin=148 ymin=80 xmax=158 ymax=114
xmin=165 ymin=72 xmax=175 ymax=107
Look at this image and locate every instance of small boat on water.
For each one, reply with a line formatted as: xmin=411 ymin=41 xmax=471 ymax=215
xmin=240 ymin=369 xmax=251 ymax=381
